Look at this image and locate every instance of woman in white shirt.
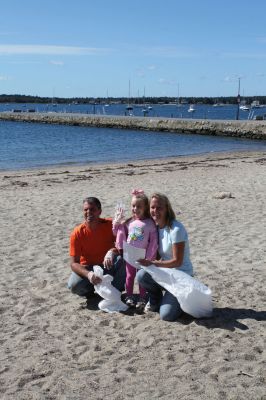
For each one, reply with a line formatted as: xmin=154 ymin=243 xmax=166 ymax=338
xmin=137 ymin=193 xmax=193 ymax=321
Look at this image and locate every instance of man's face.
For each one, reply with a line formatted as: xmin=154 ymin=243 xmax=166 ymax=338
xmin=83 ymin=201 xmax=101 ymax=223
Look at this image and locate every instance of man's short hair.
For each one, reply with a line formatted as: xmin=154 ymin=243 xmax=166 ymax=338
xmin=83 ymin=197 xmax=102 ymax=210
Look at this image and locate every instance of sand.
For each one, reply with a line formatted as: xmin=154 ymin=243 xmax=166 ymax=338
xmin=0 ymin=151 xmax=265 ymax=400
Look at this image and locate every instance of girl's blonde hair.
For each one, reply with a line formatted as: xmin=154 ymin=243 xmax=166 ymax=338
xmin=150 ymin=192 xmax=176 ymax=227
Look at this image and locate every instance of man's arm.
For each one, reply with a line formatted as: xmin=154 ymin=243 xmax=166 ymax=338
xmin=70 ymin=256 xmax=102 ymax=285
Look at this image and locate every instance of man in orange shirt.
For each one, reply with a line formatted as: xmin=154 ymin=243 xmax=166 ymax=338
xmin=68 ymin=197 xmax=125 ymax=297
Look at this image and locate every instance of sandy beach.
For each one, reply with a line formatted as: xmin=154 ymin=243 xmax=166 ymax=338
xmin=0 ymin=150 xmax=265 ymax=400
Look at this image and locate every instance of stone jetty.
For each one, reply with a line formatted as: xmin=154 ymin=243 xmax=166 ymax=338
xmin=0 ymin=111 xmax=266 ymax=140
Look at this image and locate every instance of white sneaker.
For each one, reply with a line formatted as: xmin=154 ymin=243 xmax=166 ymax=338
xmin=125 ymin=296 xmax=135 ymax=307
xmin=144 ymin=301 xmax=159 ymax=313
xmin=136 ymin=298 xmax=146 ymax=313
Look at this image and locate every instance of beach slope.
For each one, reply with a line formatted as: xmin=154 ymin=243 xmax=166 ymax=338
xmin=0 ymin=151 xmax=265 ymax=399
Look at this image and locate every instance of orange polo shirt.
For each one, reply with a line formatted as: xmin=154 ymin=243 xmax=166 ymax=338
xmin=70 ymin=219 xmax=115 ymax=265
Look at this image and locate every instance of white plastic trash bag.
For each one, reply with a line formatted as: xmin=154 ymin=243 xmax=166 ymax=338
xmin=93 ymin=265 xmax=128 ymax=313
xmin=142 ymin=265 xmax=213 ymax=318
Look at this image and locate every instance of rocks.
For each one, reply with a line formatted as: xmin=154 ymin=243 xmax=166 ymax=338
xmin=213 ymin=192 xmax=233 ymax=199
xmin=0 ymin=112 xmax=266 ymax=140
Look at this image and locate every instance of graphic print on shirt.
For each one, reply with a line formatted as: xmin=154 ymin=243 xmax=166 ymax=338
xmin=128 ymin=226 xmax=144 ymax=242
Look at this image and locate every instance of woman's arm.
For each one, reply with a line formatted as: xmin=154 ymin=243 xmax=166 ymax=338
xmin=139 ymin=242 xmax=185 ymax=268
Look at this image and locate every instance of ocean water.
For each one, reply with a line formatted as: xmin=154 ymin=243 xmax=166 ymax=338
xmin=1 ymin=102 xmax=266 ymax=120
xmin=0 ymin=120 xmax=265 ymax=171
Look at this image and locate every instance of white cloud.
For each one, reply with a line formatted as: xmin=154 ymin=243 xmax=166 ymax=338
xmin=50 ymin=60 xmax=64 ymax=66
xmin=221 ymin=51 xmax=266 ymax=59
xmin=136 ymin=64 xmax=157 ymax=77
xmin=0 ymin=44 xmax=113 ymax=56
xmin=8 ymin=60 xmax=42 ymax=64
xmin=0 ymin=75 xmax=10 ymax=81
xmin=142 ymin=46 xmax=200 ymax=58
xmin=223 ymin=74 xmax=246 ymax=83
xmin=158 ymin=78 xmax=177 ymax=85
xmin=0 ymin=31 xmax=18 ymax=36
xmin=256 ymin=36 xmax=266 ymax=43
xmin=136 ymin=68 xmax=145 ymax=77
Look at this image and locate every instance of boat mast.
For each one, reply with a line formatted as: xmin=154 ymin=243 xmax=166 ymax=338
xmin=236 ymin=77 xmax=241 ymax=120
xmin=128 ymin=79 xmax=131 ymax=107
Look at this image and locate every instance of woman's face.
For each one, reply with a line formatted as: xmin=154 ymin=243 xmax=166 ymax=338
xmin=150 ymin=197 xmax=167 ymax=227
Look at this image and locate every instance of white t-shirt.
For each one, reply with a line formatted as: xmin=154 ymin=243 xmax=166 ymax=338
xmin=158 ymin=220 xmax=193 ymax=275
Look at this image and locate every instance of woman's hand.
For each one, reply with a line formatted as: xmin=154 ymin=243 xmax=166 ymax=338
xmin=137 ymin=258 xmax=153 ymax=267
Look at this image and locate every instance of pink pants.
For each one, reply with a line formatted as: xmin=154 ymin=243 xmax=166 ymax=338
xmin=126 ymin=262 xmax=146 ymax=298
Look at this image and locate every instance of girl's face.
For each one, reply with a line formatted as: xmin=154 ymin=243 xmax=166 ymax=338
xmin=150 ymin=197 xmax=167 ymax=227
xmin=131 ymin=197 xmax=145 ymax=219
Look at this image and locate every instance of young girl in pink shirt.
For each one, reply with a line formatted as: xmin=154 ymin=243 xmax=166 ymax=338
xmin=113 ymin=190 xmax=158 ymax=312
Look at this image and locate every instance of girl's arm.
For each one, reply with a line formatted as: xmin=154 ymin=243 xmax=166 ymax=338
xmin=114 ymin=223 xmax=127 ymax=252
xmin=139 ymin=242 xmax=185 ymax=269
xmin=112 ymin=222 xmax=120 ymax=236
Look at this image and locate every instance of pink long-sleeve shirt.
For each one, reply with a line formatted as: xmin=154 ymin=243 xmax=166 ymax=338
xmin=113 ymin=218 xmax=158 ymax=260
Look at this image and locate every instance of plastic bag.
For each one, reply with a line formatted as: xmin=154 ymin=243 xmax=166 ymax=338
xmin=93 ymin=265 xmax=128 ymax=313
xmin=143 ymin=265 xmax=213 ymax=318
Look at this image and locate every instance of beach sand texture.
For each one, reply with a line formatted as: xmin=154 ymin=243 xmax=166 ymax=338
xmin=0 ymin=151 xmax=265 ymax=400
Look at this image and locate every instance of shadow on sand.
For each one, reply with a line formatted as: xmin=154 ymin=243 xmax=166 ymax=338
xmin=179 ymin=307 xmax=266 ymax=331
xmin=82 ymin=295 xmax=266 ymax=331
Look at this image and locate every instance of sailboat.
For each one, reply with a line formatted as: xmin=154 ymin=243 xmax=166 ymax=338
xmin=239 ymin=103 xmax=250 ymax=111
xmin=51 ymin=87 xmax=57 ymax=107
xmin=104 ymin=89 xmax=110 ymax=107
xmin=188 ymin=104 xmax=195 ymax=112
xmin=126 ymin=80 xmax=133 ymax=115
xmin=239 ymin=89 xmax=250 ymax=111
xmin=176 ymin=83 xmax=182 ymax=107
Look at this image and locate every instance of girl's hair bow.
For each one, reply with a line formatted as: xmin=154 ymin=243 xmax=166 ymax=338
xmin=131 ymin=189 xmax=144 ymax=196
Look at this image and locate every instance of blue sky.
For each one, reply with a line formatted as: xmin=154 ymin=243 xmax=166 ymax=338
xmin=1 ymin=0 xmax=266 ymax=98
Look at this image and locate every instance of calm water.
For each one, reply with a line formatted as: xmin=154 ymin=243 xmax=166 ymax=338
xmin=0 ymin=120 xmax=265 ymax=171
xmin=1 ymin=102 xmax=266 ymax=120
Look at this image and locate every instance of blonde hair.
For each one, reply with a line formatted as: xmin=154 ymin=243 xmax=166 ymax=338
xmin=150 ymin=192 xmax=176 ymax=227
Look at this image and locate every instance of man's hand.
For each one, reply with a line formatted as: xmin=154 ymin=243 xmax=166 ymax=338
xmin=87 ymin=271 xmax=102 ymax=285
xmin=103 ymin=250 xmax=114 ymax=270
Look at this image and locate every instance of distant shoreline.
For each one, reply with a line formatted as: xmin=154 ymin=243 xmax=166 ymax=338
xmin=0 ymin=111 xmax=266 ymax=140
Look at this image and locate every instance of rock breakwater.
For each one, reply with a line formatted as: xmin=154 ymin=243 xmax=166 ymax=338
xmin=0 ymin=111 xmax=265 ymax=140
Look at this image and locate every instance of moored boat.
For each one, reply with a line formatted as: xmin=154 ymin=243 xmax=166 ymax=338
xmin=188 ymin=104 xmax=195 ymax=112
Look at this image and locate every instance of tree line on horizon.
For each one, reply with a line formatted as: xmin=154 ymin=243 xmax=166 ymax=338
xmin=0 ymin=94 xmax=266 ymax=105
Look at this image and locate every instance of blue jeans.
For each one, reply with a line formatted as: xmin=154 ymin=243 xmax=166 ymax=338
xmin=136 ymin=269 xmax=182 ymax=322
xmin=67 ymin=255 xmax=126 ymax=297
